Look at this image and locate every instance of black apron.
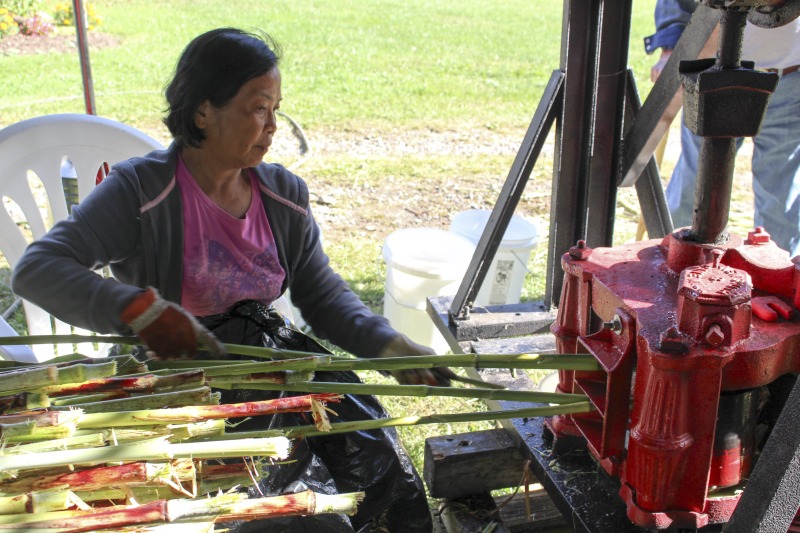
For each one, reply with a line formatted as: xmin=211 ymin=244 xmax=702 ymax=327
xmin=198 ymin=300 xmax=433 ymax=533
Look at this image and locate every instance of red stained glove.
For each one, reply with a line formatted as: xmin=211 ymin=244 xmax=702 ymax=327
xmin=378 ymin=334 xmax=456 ymax=386
xmin=121 ymin=288 xmax=226 ymax=359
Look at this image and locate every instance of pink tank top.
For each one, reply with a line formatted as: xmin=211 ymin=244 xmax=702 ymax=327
xmin=176 ymin=158 xmax=286 ymax=316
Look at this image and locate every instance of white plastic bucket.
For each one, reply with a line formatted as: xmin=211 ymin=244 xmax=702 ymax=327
xmin=449 ymin=210 xmax=538 ymax=307
xmin=382 ymin=228 xmax=476 ymax=353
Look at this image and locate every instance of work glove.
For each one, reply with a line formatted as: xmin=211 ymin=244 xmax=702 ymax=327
xmin=121 ymin=287 xmax=226 ymax=359
xmin=378 ymin=334 xmax=457 ymax=387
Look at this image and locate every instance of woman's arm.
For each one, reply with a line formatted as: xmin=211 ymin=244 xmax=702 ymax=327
xmin=11 ymin=169 xmax=146 ymax=334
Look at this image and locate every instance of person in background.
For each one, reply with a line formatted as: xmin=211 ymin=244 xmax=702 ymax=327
xmin=646 ymin=0 xmax=800 ymax=256
xmin=11 ymin=27 xmax=448 ymax=532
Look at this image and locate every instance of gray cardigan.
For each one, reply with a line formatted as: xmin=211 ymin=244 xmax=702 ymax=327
xmin=11 ymin=143 xmax=396 ymax=358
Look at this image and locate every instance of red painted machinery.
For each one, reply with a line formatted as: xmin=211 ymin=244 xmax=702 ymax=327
xmin=551 ymin=228 xmax=800 ymax=529
xmin=548 ymin=2 xmax=800 ymax=530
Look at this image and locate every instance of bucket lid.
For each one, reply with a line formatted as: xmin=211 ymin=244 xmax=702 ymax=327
xmin=450 ymin=209 xmax=538 ymax=248
xmin=382 ymin=228 xmax=476 ymax=280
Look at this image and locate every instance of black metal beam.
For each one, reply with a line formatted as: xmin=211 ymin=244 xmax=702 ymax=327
xmin=447 ymin=71 xmax=563 ymax=322
xmin=544 ymin=0 xmax=600 ymax=309
xmin=619 ymin=4 xmax=721 ymax=187
xmin=583 ymin=0 xmax=632 ymax=248
xmin=624 ymin=69 xmax=673 ymax=239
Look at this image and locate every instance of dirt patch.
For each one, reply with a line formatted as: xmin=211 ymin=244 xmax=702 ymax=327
xmin=0 ymin=31 xmax=119 ymax=56
xmin=266 ymin=124 xmax=556 ymax=247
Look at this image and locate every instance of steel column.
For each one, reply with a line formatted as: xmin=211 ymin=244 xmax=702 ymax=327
xmin=544 ymin=0 xmax=599 ymax=308
xmin=545 ymin=0 xmax=634 ymax=307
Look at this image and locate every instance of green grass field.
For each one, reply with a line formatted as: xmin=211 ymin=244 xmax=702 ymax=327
xmin=2 ymin=1 xmax=658 ymax=130
xmin=2 ymin=0 xmax=661 ymax=514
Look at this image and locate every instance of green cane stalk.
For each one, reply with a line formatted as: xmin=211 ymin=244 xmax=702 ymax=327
xmin=211 ymin=379 xmax=585 ymax=405
xmin=0 ymin=336 xmax=599 ymax=372
xmin=0 ymin=490 xmax=81 ymax=515
xmin=49 ymin=386 xmax=220 ymax=413
xmin=150 ymin=352 xmax=600 ymax=374
xmin=0 ymin=490 xmax=365 ymax=530
xmin=217 ymin=401 xmax=593 ymax=440
xmin=0 ymin=436 xmax=292 ymax=475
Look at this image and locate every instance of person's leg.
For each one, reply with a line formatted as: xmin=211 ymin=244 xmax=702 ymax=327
xmin=751 ymin=70 xmax=800 ymax=257
xmin=665 ymin=117 xmax=702 ymax=229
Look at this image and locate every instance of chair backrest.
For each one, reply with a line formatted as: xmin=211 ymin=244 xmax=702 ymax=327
xmin=0 ymin=114 xmax=164 ymax=361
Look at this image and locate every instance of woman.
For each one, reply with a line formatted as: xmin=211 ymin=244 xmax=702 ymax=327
xmin=12 ymin=27 xmax=445 ymax=532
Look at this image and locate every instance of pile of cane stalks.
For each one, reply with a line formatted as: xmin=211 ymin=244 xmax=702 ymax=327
xmin=0 ymin=335 xmax=598 ymax=532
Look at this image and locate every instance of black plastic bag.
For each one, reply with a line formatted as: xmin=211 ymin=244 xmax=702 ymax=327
xmin=198 ymin=300 xmax=433 ymax=533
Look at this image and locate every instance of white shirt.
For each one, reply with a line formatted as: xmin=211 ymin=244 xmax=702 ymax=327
xmin=743 ymin=18 xmax=800 ymax=70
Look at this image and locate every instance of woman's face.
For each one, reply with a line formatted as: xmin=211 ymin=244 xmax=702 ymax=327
xmin=196 ymin=67 xmax=282 ymax=169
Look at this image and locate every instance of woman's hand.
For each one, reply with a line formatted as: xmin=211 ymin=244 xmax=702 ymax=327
xmin=378 ymin=334 xmax=456 ymax=386
xmin=121 ymin=288 xmax=226 ymax=359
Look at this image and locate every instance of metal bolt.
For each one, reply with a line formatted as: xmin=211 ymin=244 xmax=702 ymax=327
xmin=603 ymin=315 xmax=623 ymax=335
xmin=747 ymin=226 xmax=771 ymax=245
xmin=569 ymin=240 xmax=592 ymax=261
xmin=705 ymin=324 xmax=725 ymax=347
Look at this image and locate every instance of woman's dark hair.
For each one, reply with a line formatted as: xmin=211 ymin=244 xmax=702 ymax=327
xmin=163 ymin=28 xmax=282 ymax=148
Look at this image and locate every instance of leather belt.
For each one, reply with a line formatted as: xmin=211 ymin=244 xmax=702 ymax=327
xmin=765 ymin=65 xmax=800 ymax=76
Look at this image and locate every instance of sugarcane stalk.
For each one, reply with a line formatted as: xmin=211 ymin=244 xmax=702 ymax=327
xmin=0 ymin=335 xmax=600 ymax=372
xmin=0 ymin=460 xmax=195 ymax=495
xmin=49 ymin=392 xmax=128 ymax=407
xmin=0 ymin=508 xmax=85 ymax=527
xmin=226 ymin=401 xmax=594 ymax=440
xmin=0 ymin=409 xmax=83 ymax=429
xmin=198 ymin=462 xmax=252 ymax=479
xmin=0 ymin=497 xmax=190 ymax=531
xmin=2 ymin=423 xmax=76 ymax=443
xmin=221 ymin=345 xmax=602 ymax=371
xmin=148 ymin=358 xmax=328 ymax=376
xmin=0 ymin=335 xmax=137 ymax=347
xmin=75 ymin=393 xmax=342 ymax=429
xmin=50 ymin=387 xmax=218 ymax=413
xmin=163 ymin=419 xmax=227 ymax=442
xmin=50 ymin=361 xmax=118 ymax=388
xmin=0 ymin=335 xmax=601 ymax=373
xmin=68 ymin=420 xmax=225 ymax=445
xmin=215 ymin=489 xmax=365 ymax=522
xmin=0 ymin=436 xmax=292 ymax=474
xmin=39 ymin=370 xmax=206 ymax=397
xmin=0 ymin=490 xmax=80 ymax=515
xmin=75 ymin=467 xmax=255 ymax=505
xmin=2 ymin=433 xmax=106 ymax=455
xmin=74 ymin=485 xmax=192 ymax=505
xmin=73 ymin=426 xmax=171 ymax=444
xmin=212 ymin=379 xmax=585 ymax=405
xmin=152 ymin=352 xmax=600 ymax=374
xmin=0 ymin=489 xmax=363 ymax=531
xmin=0 ymin=392 xmax=49 ymax=414
xmin=0 ymin=366 xmax=58 ymax=396
xmin=3 ymin=393 xmax=335 ymax=439
xmin=96 ymin=522 xmax=215 ymax=533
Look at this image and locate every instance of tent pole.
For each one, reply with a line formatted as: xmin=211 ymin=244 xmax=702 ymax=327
xmin=72 ymin=0 xmax=96 ymax=115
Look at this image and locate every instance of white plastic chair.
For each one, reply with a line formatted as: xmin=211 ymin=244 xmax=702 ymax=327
xmin=0 ymin=114 xmax=164 ymax=362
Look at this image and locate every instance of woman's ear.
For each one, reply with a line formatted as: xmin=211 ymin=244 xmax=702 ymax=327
xmin=194 ymin=101 xmax=211 ymax=128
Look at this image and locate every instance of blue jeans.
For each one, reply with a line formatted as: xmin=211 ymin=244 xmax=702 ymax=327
xmin=665 ymin=70 xmax=800 ymax=256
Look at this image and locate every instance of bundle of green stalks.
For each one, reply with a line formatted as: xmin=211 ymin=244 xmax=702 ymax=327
xmin=0 ymin=336 xmax=597 ymax=530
